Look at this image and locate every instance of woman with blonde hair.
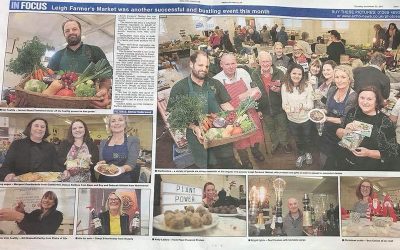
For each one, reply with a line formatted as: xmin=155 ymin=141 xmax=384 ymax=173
xmin=97 ymin=114 xmax=140 ymax=183
xmin=96 ymin=192 xmax=130 ymax=235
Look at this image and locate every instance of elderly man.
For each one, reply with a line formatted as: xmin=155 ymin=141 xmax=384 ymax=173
xmin=353 ymin=52 xmax=390 ymax=99
xmin=167 ymin=51 xmax=241 ymax=169
xmin=250 ymin=51 xmax=292 ymax=154
xmin=48 ymin=19 xmax=112 ymax=108
xmin=282 ymin=197 xmax=304 ymax=236
xmin=213 ymin=53 xmax=265 ymax=169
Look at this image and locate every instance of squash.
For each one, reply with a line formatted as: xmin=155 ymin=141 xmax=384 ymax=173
xmin=42 ymin=80 xmax=63 ymax=95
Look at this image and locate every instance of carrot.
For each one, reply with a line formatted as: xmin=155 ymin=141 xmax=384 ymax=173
xmin=42 ymin=80 xmax=63 ymax=95
xmin=37 ymin=69 xmax=43 ymax=81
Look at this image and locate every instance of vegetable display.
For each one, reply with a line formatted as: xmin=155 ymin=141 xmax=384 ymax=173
xmin=200 ymin=97 xmax=258 ymax=143
xmin=23 ymin=58 xmax=112 ymax=98
xmin=167 ymin=95 xmax=206 ymax=132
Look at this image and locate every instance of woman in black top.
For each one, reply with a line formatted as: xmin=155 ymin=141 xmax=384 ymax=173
xmin=327 ymin=30 xmax=345 ymax=64
xmin=0 ymin=118 xmax=68 ymax=181
xmin=336 ymin=86 xmax=398 ymax=170
xmin=0 ymin=191 xmax=63 ymax=234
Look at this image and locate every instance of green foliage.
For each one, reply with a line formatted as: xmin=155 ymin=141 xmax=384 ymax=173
xmin=7 ymin=36 xmax=53 ymax=76
xmin=167 ymin=95 xmax=206 ymax=132
xmin=74 ymin=59 xmax=113 ymax=86
xmin=75 ymin=81 xmax=96 ymax=97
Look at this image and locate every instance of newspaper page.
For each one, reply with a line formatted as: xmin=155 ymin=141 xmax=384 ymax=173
xmin=0 ymin=0 xmax=399 ymax=249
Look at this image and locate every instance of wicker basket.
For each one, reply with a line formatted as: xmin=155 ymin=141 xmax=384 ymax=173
xmin=15 ymin=77 xmax=102 ymax=109
xmin=202 ymin=113 xmax=258 ymax=149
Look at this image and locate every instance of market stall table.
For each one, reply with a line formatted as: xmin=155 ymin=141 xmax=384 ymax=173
xmin=341 ymin=218 xmax=400 ymax=237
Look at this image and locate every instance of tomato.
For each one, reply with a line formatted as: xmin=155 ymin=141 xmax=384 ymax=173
xmin=56 ymin=88 xmax=76 ymax=97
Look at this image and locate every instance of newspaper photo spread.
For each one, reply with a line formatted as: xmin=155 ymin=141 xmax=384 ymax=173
xmin=0 ymin=0 xmax=399 ymax=249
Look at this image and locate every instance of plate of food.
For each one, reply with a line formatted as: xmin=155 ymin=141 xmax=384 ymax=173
xmin=208 ymin=205 xmax=240 ymax=217
xmin=16 ymin=172 xmax=62 ymax=182
xmin=94 ymin=164 xmax=121 ymax=176
xmin=153 ymin=206 xmax=219 ymax=233
xmin=308 ymin=109 xmax=326 ymax=123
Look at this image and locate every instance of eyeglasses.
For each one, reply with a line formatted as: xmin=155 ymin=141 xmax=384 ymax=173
xmin=108 ymin=198 xmax=120 ymax=202
xmin=360 ymin=185 xmax=371 ymax=189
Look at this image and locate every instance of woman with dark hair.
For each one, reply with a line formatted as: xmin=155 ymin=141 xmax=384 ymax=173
xmin=327 ymin=30 xmax=345 ymax=64
xmin=0 ymin=118 xmax=67 ymax=181
xmin=97 ymin=114 xmax=140 ymax=183
xmin=202 ymin=182 xmax=218 ymax=208
xmin=96 ymin=192 xmax=130 ymax=235
xmin=281 ymin=64 xmax=314 ymax=168
xmin=353 ymin=179 xmax=373 ymax=217
xmin=336 ymin=86 xmax=399 ymax=170
xmin=385 ymin=23 xmax=400 ymax=50
xmin=0 ymin=191 xmax=63 ymax=234
xmin=57 ymin=119 xmax=99 ymax=182
xmin=315 ymin=60 xmax=337 ymax=108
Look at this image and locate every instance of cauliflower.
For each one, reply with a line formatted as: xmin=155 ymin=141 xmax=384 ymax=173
xmin=24 ymin=79 xmax=47 ymax=93
xmin=74 ymin=80 xmax=96 ymax=97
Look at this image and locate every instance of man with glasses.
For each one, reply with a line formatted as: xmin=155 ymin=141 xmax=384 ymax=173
xmin=250 ymin=51 xmax=292 ymax=155
xmin=213 ymin=53 xmax=265 ymax=169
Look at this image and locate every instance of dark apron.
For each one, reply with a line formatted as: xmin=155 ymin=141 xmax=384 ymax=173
xmin=321 ymin=88 xmax=351 ymax=155
xmin=60 ymin=44 xmax=91 ymax=73
xmin=99 ymin=135 xmax=132 ymax=183
xmin=185 ymin=78 xmax=233 ymax=168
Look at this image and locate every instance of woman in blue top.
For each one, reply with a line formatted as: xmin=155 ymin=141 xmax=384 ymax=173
xmin=97 ymin=114 xmax=140 ymax=183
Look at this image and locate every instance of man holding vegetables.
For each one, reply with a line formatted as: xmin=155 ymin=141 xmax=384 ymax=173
xmin=213 ymin=53 xmax=265 ymax=169
xmin=167 ymin=51 xmax=241 ymax=169
xmin=47 ymin=19 xmax=112 ymax=109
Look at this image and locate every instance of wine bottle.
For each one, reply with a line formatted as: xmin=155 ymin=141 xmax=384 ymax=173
xmin=90 ymin=208 xmax=103 ymax=235
xmin=131 ymin=211 xmax=141 ymax=235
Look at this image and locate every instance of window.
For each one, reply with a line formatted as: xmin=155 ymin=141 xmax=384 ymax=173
xmin=192 ymin=16 xmax=215 ymax=31
xmin=282 ymin=19 xmax=302 ymax=29
xmin=321 ymin=20 xmax=349 ymax=30
xmin=255 ymin=17 xmax=274 ymax=30
xmin=159 ymin=17 xmax=167 ymax=34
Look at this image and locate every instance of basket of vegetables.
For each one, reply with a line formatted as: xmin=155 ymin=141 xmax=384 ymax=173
xmin=200 ymin=97 xmax=258 ymax=149
xmin=15 ymin=59 xmax=112 ymax=109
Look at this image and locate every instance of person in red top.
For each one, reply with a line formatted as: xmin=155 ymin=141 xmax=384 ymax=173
xmin=213 ymin=53 xmax=265 ymax=168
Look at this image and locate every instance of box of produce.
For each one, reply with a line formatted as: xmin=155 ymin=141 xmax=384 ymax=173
xmin=200 ymin=98 xmax=258 ymax=149
xmin=14 ymin=59 xmax=111 ymax=109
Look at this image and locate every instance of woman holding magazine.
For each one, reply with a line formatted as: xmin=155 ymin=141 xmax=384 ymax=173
xmin=336 ymin=86 xmax=398 ymax=170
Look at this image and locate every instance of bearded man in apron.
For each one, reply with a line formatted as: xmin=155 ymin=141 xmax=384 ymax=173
xmin=46 ymin=19 xmax=111 ymax=109
xmin=213 ymin=53 xmax=265 ymax=169
xmin=167 ymin=51 xmax=241 ymax=169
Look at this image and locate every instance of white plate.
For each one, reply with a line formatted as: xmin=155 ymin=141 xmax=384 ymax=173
xmin=94 ymin=164 xmax=122 ymax=177
xmin=308 ymin=108 xmax=326 ymax=123
xmin=153 ymin=214 xmax=219 ymax=233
